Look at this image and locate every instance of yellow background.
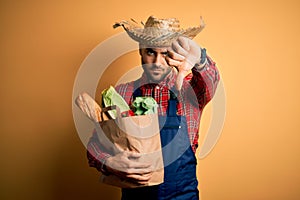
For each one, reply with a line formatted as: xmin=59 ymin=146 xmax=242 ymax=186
xmin=1 ymin=0 xmax=300 ymax=199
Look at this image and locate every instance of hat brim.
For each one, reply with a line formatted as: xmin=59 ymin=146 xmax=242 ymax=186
xmin=114 ymin=19 xmax=205 ymax=47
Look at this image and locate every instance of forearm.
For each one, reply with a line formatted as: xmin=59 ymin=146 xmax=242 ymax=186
xmin=188 ymin=54 xmax=220 ymax=108
xmin=87 ymin=130 xmax=111 ymax=173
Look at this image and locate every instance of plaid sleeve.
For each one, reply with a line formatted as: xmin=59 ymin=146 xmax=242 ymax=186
xmin=86 ymin=129 xmax=111 ymax=173
xmin=189 ymin=55 xmax=220 ymax=109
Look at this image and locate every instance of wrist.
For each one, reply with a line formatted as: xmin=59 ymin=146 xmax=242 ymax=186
xmin=178 ymin=69 xmax=192 ymax=77
xmin=200 ymin=48 xmax=207 ymax=65
xmin=194 ymin=48 xmax=207 ymax=70
xmin=100 ymin=156 xmax=111 ymax=175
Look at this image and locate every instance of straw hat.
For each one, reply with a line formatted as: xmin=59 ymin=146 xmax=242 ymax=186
xmin=113 ymin=15 xmax=205 ymax=47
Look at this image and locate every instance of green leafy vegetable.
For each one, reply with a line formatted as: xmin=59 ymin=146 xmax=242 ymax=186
xmin=102 ymin=86 xmax=130 ymax=119
xmin=131 ymin=97 xmax=158 ymax=115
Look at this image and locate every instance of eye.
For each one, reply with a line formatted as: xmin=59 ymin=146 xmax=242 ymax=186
xmin=161 ymin=52 xmax=168 ymax=57
xmin=146 ymin=49 xmax=155 ymax=56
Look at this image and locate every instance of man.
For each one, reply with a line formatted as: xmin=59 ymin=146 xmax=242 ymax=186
xmin=87 ymin=16 xmax=220 ymax=199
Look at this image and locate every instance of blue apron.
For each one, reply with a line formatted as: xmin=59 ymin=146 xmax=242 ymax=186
xmin=121 ymin=85 xmax=199 ymax=200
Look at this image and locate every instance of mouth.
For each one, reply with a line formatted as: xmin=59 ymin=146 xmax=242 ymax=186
xmin=151 ymin=69 xmax=163 ymax=76
xmin=152 ymin=68 xmax=162 ymax=72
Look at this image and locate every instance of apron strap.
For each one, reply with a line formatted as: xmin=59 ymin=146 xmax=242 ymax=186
xmin=167 ymin=87 xmax=179 ymax=117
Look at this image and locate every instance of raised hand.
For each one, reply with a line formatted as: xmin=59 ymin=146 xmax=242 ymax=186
xmin=166 ymin=36 xmax=202 ymax=90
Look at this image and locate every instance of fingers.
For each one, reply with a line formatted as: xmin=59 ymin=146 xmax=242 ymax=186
xmin=165 ymin=56 xmax=182 ymax=67
xmin=166 ymin=45 xmax=185 ymax=68
xmin=167 ymin=50 xmax=185 ymax=61
xmin=126 ymin=173 xmax=153 ymax=184
xmin=171 ymin=41 xmax=188 ymax=56
xmin=169 ymin=36 xmax=190 ymax=56
xmin=177 ymin=36 xmax=190 ymax=52
xmin=124 ymin=152 xmax=152 ymax=168
xmin=113 ymin=169 xmax=152 ymax=185
xmin=125 ymin=166 xmax=153 ymax=175
xmin=109 ymin=151 xmax=152 ymax=171
xmin=105 ymin=151 xmax=159 ymax=185
xmin=126 ymin=153 xmax=152 ymax=170
xmin=125 ymin=151 xmax=141 ymax=159
xmin=167 ymin=37 xmax=193 ymax=68
xmin=126 ymin=160 xmax=152 ymax=170
xmin=172 ymin=36 xmax=189 ymax=56
xmin=123 ymin=167 xmax=153 ymax=185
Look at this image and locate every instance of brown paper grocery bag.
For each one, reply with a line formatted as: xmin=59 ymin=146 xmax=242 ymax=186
xmin=75 ymin=93 xmax=164 ymax=188
xmin=95 ymin=108 xmax=164 ymax=188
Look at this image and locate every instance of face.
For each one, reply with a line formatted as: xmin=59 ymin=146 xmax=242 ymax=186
xmin=139 ymin=47 xmax=173 ymax=83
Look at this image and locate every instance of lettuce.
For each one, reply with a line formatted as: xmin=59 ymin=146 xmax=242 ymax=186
xmin=102 ymin=86 xmax=130 ymax=119
xmin=132 ymin=97 xmax=158 ymax=115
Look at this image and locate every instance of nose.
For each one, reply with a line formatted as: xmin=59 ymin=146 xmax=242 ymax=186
xmin=154 ymin=54 xmax=165 ymax=66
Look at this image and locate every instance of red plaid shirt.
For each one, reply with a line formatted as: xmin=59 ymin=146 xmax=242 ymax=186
xmin=87 ymin=56 xmax=220 ymax=172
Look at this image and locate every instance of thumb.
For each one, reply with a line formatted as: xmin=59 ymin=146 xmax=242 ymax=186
xmin=175 ymin=72 xmax=185 ymax=91
xmin=125 ymin=151 xmax=142 ymax=159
